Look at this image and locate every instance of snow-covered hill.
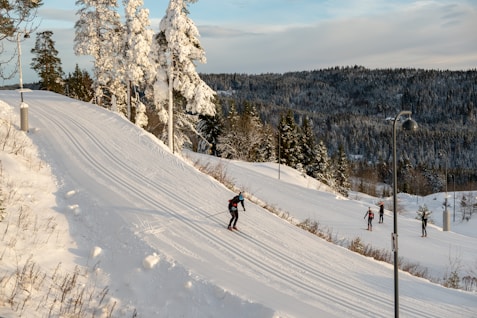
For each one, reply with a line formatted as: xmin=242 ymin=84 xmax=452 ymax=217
xmin=0 ymin=90 xmax=476 ymax=317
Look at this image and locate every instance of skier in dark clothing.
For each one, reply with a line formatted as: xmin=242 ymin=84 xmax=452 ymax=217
xmin=364 ymin=207 xmax=374 ymax=231
xmin=228 ymin=192 xmax=245 ymax=230
xmin=418 ymin=210 xmax=431 ymax=237
xmin=378 ymin=202 xmax=384 ymax=223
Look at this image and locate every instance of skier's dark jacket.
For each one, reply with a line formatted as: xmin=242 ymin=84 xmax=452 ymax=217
xmin=228 ymin=193 xmax=245 ymax=211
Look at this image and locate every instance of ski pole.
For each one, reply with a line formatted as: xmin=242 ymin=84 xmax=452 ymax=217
xmin=204 ymin=211 xmax=228 ymax=218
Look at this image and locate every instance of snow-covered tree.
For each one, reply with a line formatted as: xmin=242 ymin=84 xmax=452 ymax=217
xmin=123 ymin=0 xmax=153 ymax=126
xmin=278 ymin=110 xmax=301 ymax=169
xmin=30 ymin=30 xmax=64 ymax=93
xmin=216 ymin=101 xmax=274 ymax=162
xmin=74 ymin=0 xmax=124 ymax=110
xmin=314 ymin=140 xmax=332 ymax=185
xmin=217 ymin=104 xmax=240 ymax=159
xmin=150 ymin=0 xmax=217 ymax=151
xmin=257 ymin=123 xmax=276 ymax=162
xmin=334 ymin=144 xmax=351 ymax=197
xmin=300 ymin=116 xmax=317 ymax=176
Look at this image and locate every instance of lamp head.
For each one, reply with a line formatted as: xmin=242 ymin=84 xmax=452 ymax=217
xmin=402 ymin=117 xmax=418 ymax=131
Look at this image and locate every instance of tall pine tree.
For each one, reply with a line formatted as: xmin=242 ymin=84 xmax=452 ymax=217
xmin=74 ymin=0 xmax=124 ymax=109
xmin=150 ymin=0 xmax=216 ymax=151
xmin=334 ymin=144 xmax=351 ymax=197
xmin=300 ymin=116 xmax=318 ymax=176
xmin=123 ymin=0 xmax=153 ymax=127
xmin=314 ymin=140 xmax=332 ymax=185
xmin=30 ymin=30 xmax=64 ymax=93
xmin=277 ymin=110 xmax=301 ymax=169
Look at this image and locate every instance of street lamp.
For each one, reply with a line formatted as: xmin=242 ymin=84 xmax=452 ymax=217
xmin=439 ymin=151 xmax=450 ymax=231
xmin=16 ymin=30 xmax=30 ymax=132
xmin=392 ymin=111 xmax=418 ymax=318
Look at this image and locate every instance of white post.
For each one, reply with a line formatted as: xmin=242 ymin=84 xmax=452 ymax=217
xmin=168 ymin=59 xmax=174 ymax=152
xmin=127 ymin=80 xmax=131 ymax=120
xmin=17 ymin=31 xmax=28 ymax=132
xmin=440 ymin=152 xmax=450 ymax=231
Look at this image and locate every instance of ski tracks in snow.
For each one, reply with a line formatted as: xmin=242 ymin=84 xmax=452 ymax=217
xmin=5 ymin=91 xmax=473 ymax=318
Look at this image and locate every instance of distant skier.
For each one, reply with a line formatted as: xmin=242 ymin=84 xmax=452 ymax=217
xmin=228 ymin=192 xmax=245 ymax=230
xmin=364 ymin=207 xmax=374 ymax=231
xmin=378 ymin=202 xmax=384 ymax=223
xmin=417 ymin=210 xmax=432 ymax=237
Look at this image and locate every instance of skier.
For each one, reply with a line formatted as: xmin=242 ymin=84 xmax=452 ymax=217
xmin=364 ymin=207 xmax=374 ymax=231
xmin=378 ymin=202 xmax=384 ymax=223
xmin=418 ymin=210 xmax=432 ymax=237
xmin=228 ymin=192 xmax=245 ymax=230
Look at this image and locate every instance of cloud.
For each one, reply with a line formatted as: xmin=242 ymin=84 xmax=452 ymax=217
xmin=195 ymin=1 xmax=477 ymax=73
xmin=199 ymin=25 xmax=259 ymax=38
xmin=37 ymin=8 xmax=77 ymax=25
xmin=6 ymin=0 xmax=475 ymax=86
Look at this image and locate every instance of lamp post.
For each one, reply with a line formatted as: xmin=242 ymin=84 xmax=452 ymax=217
xmin=278 ymin=131 xmax=281 ymax=180
xmin=453 ymin=176 xmax=456 ymax=222
xmin=16 ymin=30 xmax=30 ymax=132
xmin=439 ymin=151 xmax=450 ymax=231
xmin=392 ymin=111 xmax=418 ymax=318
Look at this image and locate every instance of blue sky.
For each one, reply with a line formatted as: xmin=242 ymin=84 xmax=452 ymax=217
xmin=3 ymin=0 xmax=477 ymax=85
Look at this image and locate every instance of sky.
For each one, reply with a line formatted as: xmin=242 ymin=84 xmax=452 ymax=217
xmin=1 ymin=0 xmax=476 ymax=86
xmin=1 ymin=90 xmax=477 ymax=317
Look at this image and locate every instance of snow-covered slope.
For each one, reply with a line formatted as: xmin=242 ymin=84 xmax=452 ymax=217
xmin=0 ymin=90 xmax=476 ymax=317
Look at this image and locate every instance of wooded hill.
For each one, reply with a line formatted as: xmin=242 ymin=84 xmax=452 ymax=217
xmin=201 ymin=67 xmax=477 ymax=194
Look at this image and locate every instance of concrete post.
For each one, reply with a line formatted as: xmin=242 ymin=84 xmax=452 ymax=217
xmin=20 ymin=102 xmax=28 ymax=132
xmin=443 ymin=207 xmax=450 ymax=231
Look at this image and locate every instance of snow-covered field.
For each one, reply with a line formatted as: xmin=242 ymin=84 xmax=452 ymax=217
xmin=0 ymin=90 xmax=476 ymax=317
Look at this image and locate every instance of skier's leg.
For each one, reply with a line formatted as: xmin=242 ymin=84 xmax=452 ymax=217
xmin=233 ymin=211 xmax=239 ymax=227
xmin=228 ymin=210 xmax=234 ymax=227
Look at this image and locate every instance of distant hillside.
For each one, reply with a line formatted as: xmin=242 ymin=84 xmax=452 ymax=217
xmin=201 ymin=67 xmax=477 ymax=192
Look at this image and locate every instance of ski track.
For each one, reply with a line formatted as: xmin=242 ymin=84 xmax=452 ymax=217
xmin=31 ymin=98 xmax=380 ymax=317
xmin=3 ymin=91 xmax=473 ymax=318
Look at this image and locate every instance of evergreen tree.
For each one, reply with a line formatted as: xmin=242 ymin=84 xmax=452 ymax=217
xmin=241 ymin=101 xmax=266 ymax=161
xmin=197 ymin=110 xmax=223 ymax=155
xmin=215 ymin=101 xmax=274 ymax=161
xmin=30 ymin=30 xmax=64 ymax=93
xmin=65 ymin=64 xmax=94 ymax=102
xmin=334 ymin=144 xmax=351 ymax=197
xmin=150 ymin=0 xmax=216 ymax=151
xmin=123 ymin=0 xmax=153 ymax=126
xmin=257 ymin=123 xmax=276 ymax=163
xmin=313 ymin=140 xmax=332 ymax=185
xmin=217 ymin=104 xmax=240 ymax=159
xmin=277 ymin=110 xmax=301 ymax=169
xmin=74 ymin=0 xmax=124 ymax=109
xmin=300 ymin=116 xmax=317 ymax=176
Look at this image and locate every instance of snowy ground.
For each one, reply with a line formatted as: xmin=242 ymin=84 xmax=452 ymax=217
xmin=0 ymin=90 xmax=476 ymax=318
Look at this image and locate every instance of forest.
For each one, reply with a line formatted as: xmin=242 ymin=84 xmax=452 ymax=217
xmin=200 ymin=67 xmax=477 ymax=195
